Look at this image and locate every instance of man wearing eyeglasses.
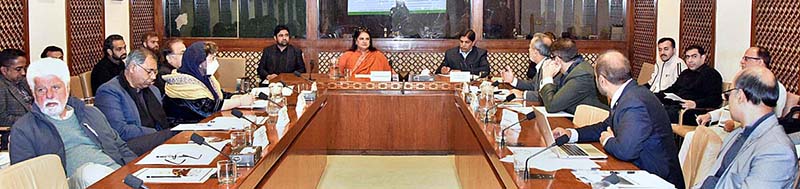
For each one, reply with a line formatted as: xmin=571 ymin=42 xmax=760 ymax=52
xmin=0 ymin=49 xmax=31 ymax=150
xmin=95 ymin=48 xmax=175 ymax=155
xmin=696 ymin=47 xmax=788 ymax=130
xmin=537 ymin=38 xmax=609 ymax=114
xmin=655 ymin=45 xmax=723 ymax=126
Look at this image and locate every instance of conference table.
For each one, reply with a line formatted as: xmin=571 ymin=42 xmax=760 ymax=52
xmin=90 ymin=73 xmax=637 ymax=189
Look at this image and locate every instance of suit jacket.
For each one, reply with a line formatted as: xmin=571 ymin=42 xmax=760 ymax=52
xmin=94 ymin=77 xmax=162 ymax=141
xmin=436 ymin=47 xmax=490 ymax=77
xmin=539 ymin=59 xmax=608 ymax=114
xmin=693 ymin=114 xmax=797 ymax=189
xmin=515 ymin=58 xmax=552 ymax=102
xmin=577 ymin=81 xmax=685 ymax=188
xmin=257 ymin=44 xmax=306 ymax=80
xmin=0 ymin=76 xmax=32 ymax=126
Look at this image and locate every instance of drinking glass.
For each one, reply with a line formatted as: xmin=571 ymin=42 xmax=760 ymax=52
xmin=217 ymin=160 xmax=237 ymax=184
xmin=230 ymin=131 xmax=248 ymax=151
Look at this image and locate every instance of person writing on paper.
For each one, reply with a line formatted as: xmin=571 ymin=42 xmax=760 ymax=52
xmin=696 ymin=47 xmax=789 ymax=130
xmin=694 ymin=67 xmax=797 ymax=189
xmin=436 ymin=29 xmax=490 ymax=77
xmin=655 ymin=45 xmax=722 ymax=125
xmin=95 ymin=48 xmax=176 ymax=155
xmin=552 ymin=51 xmax=685 ymax=188
xmin=10 ymin=58 xmax=137 ymax=188
xmin=501 ymin=32 xmax=553 ymax=102
xmin=537 ymin=38 xmax=608 ymax=114
xmin=162 ymin=41 xmax=255 ymax=123
xmin=336 ymin=27 xmax=392 ymax=76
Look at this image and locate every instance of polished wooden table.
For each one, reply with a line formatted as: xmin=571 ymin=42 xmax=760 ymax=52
xmin=91 ymin=73 xmax=636 ymax=189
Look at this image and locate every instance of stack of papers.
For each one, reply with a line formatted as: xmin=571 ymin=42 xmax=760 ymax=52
xmin=502 ymin=147 xmax=600 ymax=171
xmin=171 ymin=117 xmax=252 ymax=131
xmin=572 ymin=170 xmax=675 ymax=188
xmin=136 ymin=141 xmax=228 ymax=165
xmin=239 ymin=100 xmax=268 ymax=109
xmin=133 ymin=168 xmax=217 ymax=183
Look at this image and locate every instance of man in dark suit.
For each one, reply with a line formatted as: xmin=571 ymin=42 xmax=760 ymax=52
xmin=552 ymin=51 xmax=685 ymax=188
xmin=257 ymin=25 xmax=306 ymax=82
xmin=435 ymin=30 xmax=490 ymax=77
xmin=0 ymin=49 xmax=32 ymax=150
xmin=538 ymin=38 xmax=608 ymax=114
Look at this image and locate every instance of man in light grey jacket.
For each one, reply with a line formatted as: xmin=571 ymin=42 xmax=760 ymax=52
xmin=501 ymin=33 xmax=553 ymax=102
xmin=695 ymin=67 xmax=797 ymax=189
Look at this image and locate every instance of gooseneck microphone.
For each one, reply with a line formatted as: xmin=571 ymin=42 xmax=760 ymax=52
xmin=499 ymin=112 xmax=536 ymax=146
xmin=484 ymin=93 xmax=517 ymax=123
xmin=231 ymin=109 xmax=260 ymax=127
xmin=257 ymin=92 xmax=285 ymax=108
xmin=523 ymin=135 xmax=569 ymax=177
xmin=293 ymin=71 xmax=314 ymax=82
xmin=190 ymin=133 xmax=228 ymax=159
xmin=123 ymin=174 xmax=149 ymax=189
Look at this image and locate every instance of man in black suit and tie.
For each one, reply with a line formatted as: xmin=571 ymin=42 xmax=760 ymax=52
xmin=552 ymin=51 xmax=685 ymax=188
xmin=435 ymin=30 xmax=490 ymax=77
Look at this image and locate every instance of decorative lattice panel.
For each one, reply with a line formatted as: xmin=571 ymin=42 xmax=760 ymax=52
xmin=753 ymin=0 xmax=800 ymax=93
xmin=0 ymin=0 xmax=27 ymax=52
xmin=318 ymin=52 xmax=599 ymax=79
xmin=322 ymin=81 xmax=459 ymax=91
xmin=680 ymin=0 xmax=716 ymax=67
xmin=67 ymin=0 xmax=105 ymax=75
xmin=216 ymin=51 xmax=262 ymax=88
xmin=631 ymin=0 xmax=657 ymax=79
xmin=130 ymin=0 xmax=156 ymax=50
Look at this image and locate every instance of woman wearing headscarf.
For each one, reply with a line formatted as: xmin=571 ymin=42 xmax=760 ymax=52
xmin=336 ymin=27 xmax=392 ymax=76
xmin=162 ymin=41 xmax=254 ymax=123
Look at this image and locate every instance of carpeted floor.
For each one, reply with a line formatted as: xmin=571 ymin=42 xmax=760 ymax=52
xmin=317 ymin=155 xmax=461 ymax=189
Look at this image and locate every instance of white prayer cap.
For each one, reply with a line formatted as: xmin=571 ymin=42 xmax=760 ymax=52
xmin=26 ymin=58 xmax=70 ymax=90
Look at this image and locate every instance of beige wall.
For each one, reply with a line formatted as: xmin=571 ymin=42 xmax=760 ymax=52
xmin=657 ymin=0 xmax=753 ymax=82
xmin=105 ymin=0 xmax=131 ymax=50
xmin=28 ymin=0 xmax=68 ymax=62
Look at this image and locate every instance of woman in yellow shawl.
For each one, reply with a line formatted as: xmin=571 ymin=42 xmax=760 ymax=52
xmin=162 ymin=41 xmax=254 ymax=123
xmin=337 ymin=27 xmax=393 ymax=76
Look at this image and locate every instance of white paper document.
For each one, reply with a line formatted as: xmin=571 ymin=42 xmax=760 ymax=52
xmin=239 ymin=100 xmax=268 ymax=109
xmin=534 ymin=106 xmax=574 ymax=117
xmin=252 ymin=126 xmax=269 ymax=148
xmin=572 ymin=170 xmax=675 ymax=189
xmin=370 ymin=71 xmax=392 ymax=82
xmin=664 ymin=93 xmax=686 ymax=102
xmin=503 ymin=147 xmax=600 ymax=171
xmin=133 ymin=168 xmax=217 ymax=183
xmin=275 ymin=107 xmax=291 ymax=139
xmin=136 ymin=142 xmax=228 ymax=165
xmin=171 ymin=117 xmax=251 ymax=131
xmin=499 ymin=109 xmax=522 ymax=130
xmin=450 ymin=71 xmax=471 ymax=82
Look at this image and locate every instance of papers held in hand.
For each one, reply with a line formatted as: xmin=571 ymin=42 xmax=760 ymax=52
xmin=664 ymin=93 xmax=686 ymax=102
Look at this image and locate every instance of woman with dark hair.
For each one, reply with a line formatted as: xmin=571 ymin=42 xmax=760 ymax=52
xmin=161 ymin=41 xmax=254 ymax=123
xmin=336 ymin=27 xmax=392 ymax=76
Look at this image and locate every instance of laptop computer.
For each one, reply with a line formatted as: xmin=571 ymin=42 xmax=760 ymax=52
xmin=532 ymin=107 xmax=608 ymax=159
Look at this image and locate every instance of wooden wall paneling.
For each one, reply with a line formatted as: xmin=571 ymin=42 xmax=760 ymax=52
xmin=679 ymin=0 xmax=716 ymax=67
xmin=0 ymin=0 xmax=29 ymax=57
xmin=130 ymin=0 xmax=157 ymax=50
xmin=66 ymin=0 xmax=106 ymax=75
xmin=630 ymin=0 xmax=658 ymax=78
xmin=752 ymin=0 xmax=800 ymax=93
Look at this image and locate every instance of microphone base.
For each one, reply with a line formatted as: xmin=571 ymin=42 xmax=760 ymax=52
xmin=523 ymin=173 xmax=554 ymax=180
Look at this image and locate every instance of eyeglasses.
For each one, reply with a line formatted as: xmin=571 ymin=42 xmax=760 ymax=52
xmin=741 ymin=56 xmax=762 ymax=61
xmin=722 ymin=88 xmax=739 ymax=101
xmin=157 ymin=154 xmax=202 ymax=165
xmin=134 ymin=63 xmax=157 ymax=76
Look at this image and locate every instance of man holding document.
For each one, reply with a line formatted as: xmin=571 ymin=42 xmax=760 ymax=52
xmin=655 ymin=45 xmax=723 ymax=125
xmin=551 ymin=51 xmax=685 ymax=188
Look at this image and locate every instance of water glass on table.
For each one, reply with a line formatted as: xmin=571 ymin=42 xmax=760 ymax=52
xmin=230 ymin=131 xmax=248 ymax=151
xmin=217 ymin=160 xmax=237 ymax=184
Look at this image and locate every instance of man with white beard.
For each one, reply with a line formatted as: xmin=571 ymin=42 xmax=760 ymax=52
xmin=10 ymin=58 xmax=137 ymax=188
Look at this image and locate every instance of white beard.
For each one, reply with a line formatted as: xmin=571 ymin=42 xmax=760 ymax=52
xmin=40 ymin=99 xmax=65 ymax=118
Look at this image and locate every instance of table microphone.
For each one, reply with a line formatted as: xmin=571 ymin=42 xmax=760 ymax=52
xmin=500 ymin=111 xmax=535 ymax=146
xmin=257 ymin=92 xmax=285 ymax=108
xmin=293 ymin=71 xmax=314 ymax=82
xmin=524 ymin=135 xmax=569 ymax=177
xmin=492 ymin=80 xmax=501 ymax=87
xmin=484 ymin=93 xmax=517 ymax=123
xmin=124 ymin=174 xmax=149 ymax=189
xmin=231 ymin=109 xmax=261 ymax=127
xmin=190 ymin=133 xmax=228 ymax=159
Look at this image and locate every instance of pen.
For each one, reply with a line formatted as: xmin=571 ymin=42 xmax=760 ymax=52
xmin=147 ymin=175 xmax=181 ymax=178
